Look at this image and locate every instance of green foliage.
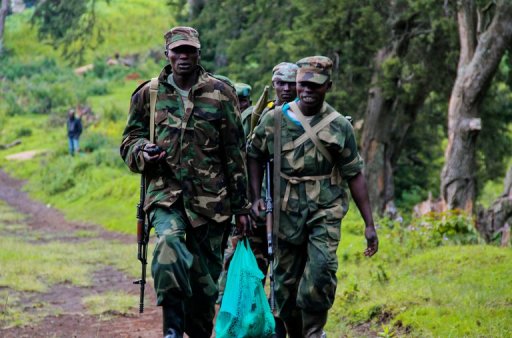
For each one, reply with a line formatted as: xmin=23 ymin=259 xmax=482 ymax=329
xmin=31 ymin=0 xmax=110 ymax=65
xmin=477 ymin=54 xmax=512 ymax=189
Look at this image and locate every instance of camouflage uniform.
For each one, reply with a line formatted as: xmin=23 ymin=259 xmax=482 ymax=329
xmin=218 ymin=64 xmax=299 ymax=307
xmin=247 ymin=56 xmax=364 ymax=337
xmin=120 ymin=26 xmax=250 ymax=337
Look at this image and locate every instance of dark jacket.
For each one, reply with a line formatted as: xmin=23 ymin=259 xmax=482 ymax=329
xmin=67 ymin=116 xmax=82 ymax=138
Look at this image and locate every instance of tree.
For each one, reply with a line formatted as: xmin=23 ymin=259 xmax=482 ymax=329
xmin=441 ymin=0 xmax=512 ymax=213
xmin=31 ymin=0 xmax=109 ymax=65
xmin=0 ymin=0 xmax=8 ymax=57
xmin=360 ymin=0 xmax=457 ymax=214
xmin=477 ymin=164 xmax=512 ymax=242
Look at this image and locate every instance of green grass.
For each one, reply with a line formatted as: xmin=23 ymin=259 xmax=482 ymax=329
xmin=83 ymin=291 xmax=138 ymax=318
xmin=0 ymin=201 xmax=146 ymax=328
xmin=325 ymin=213 xmax=512 ymax=337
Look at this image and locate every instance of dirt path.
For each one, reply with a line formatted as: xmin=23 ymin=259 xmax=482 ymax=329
xmin=0 ymin=170 xmax=162 ymax=338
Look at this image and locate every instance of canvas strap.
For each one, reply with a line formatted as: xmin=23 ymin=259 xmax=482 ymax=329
xmin=149 ymin=77 xmax=159 ymax=143
xmin=288 ymin=101 xmax=335 ymax=163
xmin=272 ymin=106 xmax=283 ymax=244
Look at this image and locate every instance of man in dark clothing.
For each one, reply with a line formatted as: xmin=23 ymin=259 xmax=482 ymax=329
xmin=67 ymin=109 xmax=82 ymax=156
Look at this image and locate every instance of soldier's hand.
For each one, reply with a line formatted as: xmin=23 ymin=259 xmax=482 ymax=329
xmin=235 ymin=214 xmax=251 ymax=237
xmin=249 ymin=198 xmax=266 ymax=224
xmin=364 ymin=225 xmax=378 ymax=257
xmin=141 ymin=143 xmax=165 ymax=163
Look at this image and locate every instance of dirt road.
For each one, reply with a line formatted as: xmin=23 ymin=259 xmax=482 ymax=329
xmin=0 ymin=170 xmax=162 ymax=338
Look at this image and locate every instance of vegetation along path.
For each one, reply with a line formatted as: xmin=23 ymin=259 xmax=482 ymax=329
xmin=0 ymin=169 xmax=161 ymax=337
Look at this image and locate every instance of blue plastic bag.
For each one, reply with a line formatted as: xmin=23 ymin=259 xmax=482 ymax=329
xmin=215 ymin=238 xmax=275 ymax=337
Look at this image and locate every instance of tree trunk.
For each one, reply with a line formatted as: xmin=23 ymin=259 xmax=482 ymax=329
xmin=476 ymin=165 xmax=512 ymax=242
xmin=441 ymin=0 xmax=512 ymax=213
xmin=361 ymin=14 xmax=429 ymax=215
xmin=0 ymin=0 xmax=9 ymax=56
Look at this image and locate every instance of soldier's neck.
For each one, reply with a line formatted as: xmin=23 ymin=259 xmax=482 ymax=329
xmin=172 ymin=71 xmax=199 ymax=91
xmin=297 ymin=101 xmax=321 ymax=116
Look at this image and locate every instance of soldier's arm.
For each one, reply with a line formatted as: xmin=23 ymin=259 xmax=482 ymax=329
xmin=347 ymin=173 xmax=378 ymax=257
xmin=336 ymin=118 xmax=378 ymax=257
xmin=219 ymin=90 xmax=251 ymax=215
xmin=120 ymin=84 xmax=152 ymax=174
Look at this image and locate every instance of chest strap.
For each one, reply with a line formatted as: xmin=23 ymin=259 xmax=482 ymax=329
xmin=288 ymin=101 xmax=337 ymax=163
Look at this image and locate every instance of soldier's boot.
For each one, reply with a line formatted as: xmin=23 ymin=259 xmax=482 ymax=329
xmin=282 ymin=313 xmax=303 ymax=338
xmin=274 ymin=316 xmax=287 ymax=338
xmin=162 ymin=302 xmax=184 ymax=338
xmin=302 ymin=309 xmax=328 ymax=338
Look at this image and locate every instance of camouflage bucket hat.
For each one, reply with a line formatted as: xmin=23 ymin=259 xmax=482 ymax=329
xmin=296 ymin=56 xmax=333 ymax=84
xmin=164 ymin=26 xmax=201 ymax=50
xmin=235 ymin=83 xmax=252 ymax=98
xmin=272 ymin=62 xmax=298 ymax=82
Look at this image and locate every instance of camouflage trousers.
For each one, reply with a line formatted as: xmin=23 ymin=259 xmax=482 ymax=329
xmin=217 ymin=225 xmax=269 ymax=303
xmin=274 ymin=211 xmax=341 ymax=336
xmin=150 ymin=205 xmax=229 ymax=336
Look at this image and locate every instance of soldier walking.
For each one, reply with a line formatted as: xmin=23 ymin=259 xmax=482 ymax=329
xmin=247 ymin=56 xmax=378 ymax=337
xmin=120 ymin=26 xmax=251 ymax=338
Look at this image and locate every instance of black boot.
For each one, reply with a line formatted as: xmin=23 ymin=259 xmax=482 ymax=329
xmin=164 ymin=328 xmax=182 ymax=338
xmin=274 ymin=316 xmax=287 ymax=338
xmin=302 ymin=309 xmax=328 ymax=338
xmin=283 ymin=312 xmax=303 ymax=338
xmin=162 ymin=303 xmax=184 ymax=338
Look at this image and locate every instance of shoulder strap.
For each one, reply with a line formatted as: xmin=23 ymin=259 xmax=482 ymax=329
xmin=289 ymin=101 xmax=333 ymax=163
xmin=292 ymin=110 xmax=339 ymax=149
xmin=273 ymin=106 xmax=282 ymax=242
xmin=149 ymin=77 xmax=159 ymax=143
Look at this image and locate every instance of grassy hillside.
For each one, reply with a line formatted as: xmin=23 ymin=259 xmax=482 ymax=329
xmin=1 ymin=1 xmax=511 ymax=337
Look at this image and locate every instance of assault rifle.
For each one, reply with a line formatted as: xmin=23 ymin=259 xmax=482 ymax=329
xmin=265 ymin=161 xmax=275 ymax=311
xmin=133 ymin=173 xmax=151 ymax=313
xmin=133 ymin=145 xmax=161 ymax=313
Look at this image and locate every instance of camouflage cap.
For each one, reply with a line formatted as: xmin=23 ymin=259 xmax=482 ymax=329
xmin=235 ymin=83 xmax=252 ymax=98
xmin=296 ymin=56 xmax=333 ymax=84
xmin=164 ymin=26 xmax=201 ymax=50
xmin=272 ymin=62 xmax=298 ymax=82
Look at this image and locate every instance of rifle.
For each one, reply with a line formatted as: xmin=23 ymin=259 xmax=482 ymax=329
xmin=133 ymin=77 xmax=158 ymax=313
xmin=133 ymin=174 xmax=152 ymax=313
xmin=264 ymin=161 xmax=275 ymax=311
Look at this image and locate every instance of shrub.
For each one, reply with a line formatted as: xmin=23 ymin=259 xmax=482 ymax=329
xmin=80 ymin=132 xmax=112 ymax=153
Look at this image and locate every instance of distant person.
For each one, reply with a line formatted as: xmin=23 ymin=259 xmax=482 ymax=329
xmin=120 ymin=26 xmax=250 ymax=338
xmin=247 ymin=56 xmax=379 ymax=337
xmin=66 ymin=109 xmax=82 ymax=156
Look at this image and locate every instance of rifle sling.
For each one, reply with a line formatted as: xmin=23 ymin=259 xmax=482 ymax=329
xmin=149 ymin=77 xmax=158 ymax=143
xmin=272 ymin=106 xmax=282 ymax=247
xmin=288 ymin=101 xmax=333 ymax=163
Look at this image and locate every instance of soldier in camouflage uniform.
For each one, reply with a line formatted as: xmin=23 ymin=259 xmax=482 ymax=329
xmin=247 ymin=56 xmax=379 ymax=337
xmin=241 ymin=62 xmax=298 ymax=137
xmin=235 ymin=82 xmax=252 ymax=113
xmin=120 ymin=26 xmax=251 ymax=338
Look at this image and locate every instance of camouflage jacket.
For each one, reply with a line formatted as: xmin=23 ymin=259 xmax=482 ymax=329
xmin=120 ymin=65 xmax=251 ymax=227
xmin=247 ymin=101 xmax=363 ymax=220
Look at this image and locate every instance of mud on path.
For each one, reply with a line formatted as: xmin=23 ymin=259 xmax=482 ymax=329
xmin=0 ymin=170 xmax=162 ymax=338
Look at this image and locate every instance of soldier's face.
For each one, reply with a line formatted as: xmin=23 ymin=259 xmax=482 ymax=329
xmin=273 ymin=80 xmax=296 ymax=104
xmin=238 ymin=96 xmax=251 ymax=112
xmin=168 ymin=45 xmax=200 ymax=76
xmin=297 ymin=81 xmax=332 ymax=109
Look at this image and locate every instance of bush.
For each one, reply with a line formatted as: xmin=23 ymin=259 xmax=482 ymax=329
xmin=80 ymin=132 xmax=112 ymax=153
